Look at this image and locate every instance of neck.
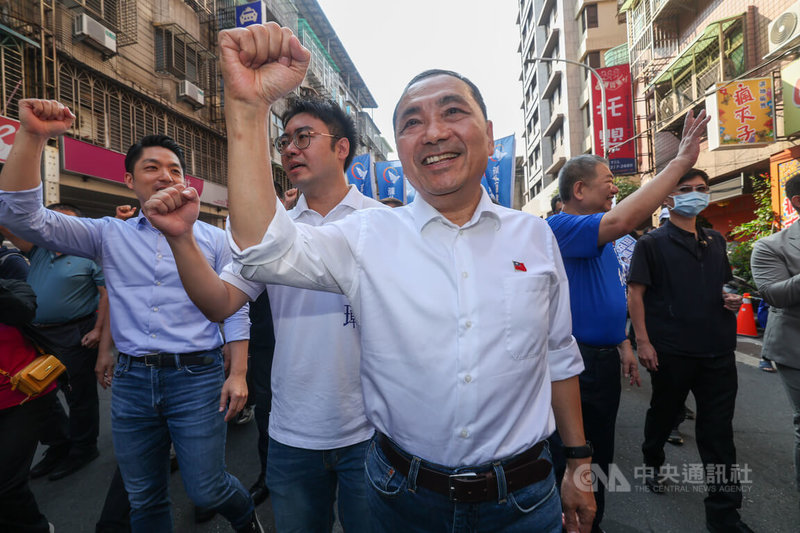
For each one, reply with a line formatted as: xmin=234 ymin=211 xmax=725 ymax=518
xmin=425 ymin=187 xmax=483 ymax=227
xmin=301 ymin=174 xmax=350 ymax=217
xmin=562 ymin=201 xmax=603 ymax=216
xmin=668 ymin=212 xmax=697 ymax=235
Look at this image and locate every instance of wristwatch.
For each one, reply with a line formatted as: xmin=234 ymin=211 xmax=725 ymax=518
xmin=563 ymin=441 xmax=593 ymax=459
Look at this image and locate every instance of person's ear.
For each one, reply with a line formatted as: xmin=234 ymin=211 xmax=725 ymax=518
xmin=124 ymin=172 xmax=134 ymax=191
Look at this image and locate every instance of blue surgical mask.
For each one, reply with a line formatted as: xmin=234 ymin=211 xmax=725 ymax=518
xmin=669 ymin=191 xmax=710 ymax=217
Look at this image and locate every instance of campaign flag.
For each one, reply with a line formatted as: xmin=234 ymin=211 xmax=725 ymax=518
xmin=481 ymin=134 xmax=515 ymax=207
xmin=235 ymin=1 xmax=264 ymax=27
xmin=0 ymin=115 xmax=20 ymax=163
xmin=375 ymin=160 xmax=405 ymax=201
xmin=591 ymin=64 xmax=637 ymax=174
xmin=405 ymin=178 xmax=416 ymax=203
xmin=346 ymin=153 xmax=374 ymax=198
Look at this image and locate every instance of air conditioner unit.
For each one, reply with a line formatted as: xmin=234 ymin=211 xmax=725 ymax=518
xmin=178 ymin=80 xmax=205 ymax=108
xmin=766 ymin=0 xmax=800 ymax=59
xmin=73 ymin=13 xmax=117 ymax=56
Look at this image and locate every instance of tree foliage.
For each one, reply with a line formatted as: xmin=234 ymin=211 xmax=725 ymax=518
xmin=614 ymin=177 xmax=639 ymax=203
xmin=728 ymin=173 xmax=778 ymax=288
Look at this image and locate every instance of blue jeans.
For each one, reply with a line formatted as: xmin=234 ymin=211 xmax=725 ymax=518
xmin=365 ymin=436 xmax=562 ymax=532
xmin=111 ymin=350 xmax=253 ymax=532
xmin=266 ymin=437 xmax=372 ymax=532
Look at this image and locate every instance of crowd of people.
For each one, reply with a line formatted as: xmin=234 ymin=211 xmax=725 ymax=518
xmin=0 ymin=21 xmax=799 ymax=533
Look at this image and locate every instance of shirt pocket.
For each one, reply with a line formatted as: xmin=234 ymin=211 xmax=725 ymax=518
xmin=503 ymin=274 xmax=550 ymax=360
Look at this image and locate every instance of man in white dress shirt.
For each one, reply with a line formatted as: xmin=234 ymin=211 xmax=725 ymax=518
xmin=144 ymin=23 xmax=595 ymax=532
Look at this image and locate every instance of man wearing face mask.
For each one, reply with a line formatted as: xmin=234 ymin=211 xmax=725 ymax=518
xmin=627 ymin=168 xmax=752 ymax=533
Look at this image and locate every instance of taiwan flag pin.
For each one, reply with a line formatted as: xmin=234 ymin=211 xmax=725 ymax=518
xmin=513 ymin=261 xmax=527 ymax=272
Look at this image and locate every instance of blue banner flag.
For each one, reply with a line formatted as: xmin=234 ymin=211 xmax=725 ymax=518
xmin=375 ymin=160 xmax=405 ymax=202
xmin=235 ymin=1 xmax=264 ymax=27
xmin=405 ymin=178 xmax=416 ymax=204
xmin=481 ymin=135 xmax=516 ymax=207
xmin=346 ymin=153 xmax=374 ymax=198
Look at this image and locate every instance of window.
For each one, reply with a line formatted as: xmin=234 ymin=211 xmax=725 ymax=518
xmin=154 ymin=27 xmax=212 ymax=89
xmin=584 ymin=51 xmax=601 ymax=80
xmin=582 ymin=4 xmax=598 ymax=31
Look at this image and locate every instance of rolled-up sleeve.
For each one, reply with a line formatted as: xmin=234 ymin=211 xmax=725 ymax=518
xmin=545 ymin=230 xmax=584 ymax=381
xmin=227 ymin=197 xmax=359 ymax=296
xmin=213 ymin=229 xmax=250 ymax=342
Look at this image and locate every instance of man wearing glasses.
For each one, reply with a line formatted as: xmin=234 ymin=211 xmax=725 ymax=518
xmin=627 ymin=169 xmax=752 ymax=533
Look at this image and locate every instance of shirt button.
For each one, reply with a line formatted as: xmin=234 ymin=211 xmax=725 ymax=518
xmin=157 ymin=254 xmax=163 ymax=260
xmin=153 ymin=307 xmax=159 ymax=312
xmin=460 ymin=429 xmax=469 ymax=438
xmin=462 ymin=272 xmax=468 ymax=279
xmin=465 ymin=320 xmax=472 ymax=329
xmin=464 ymin=375 xmax=472 ymax=383
xmin=150 ymin=333 xmax=156 ymax=338
xmin=155 ymin=281 xmax=162 ymax=286
xmin=459 ymin=230 xmax=464 ymax=236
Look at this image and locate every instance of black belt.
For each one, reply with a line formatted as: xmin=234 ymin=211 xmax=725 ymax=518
xmin=377 ymin=434 xmax=551 ymax=503
xmin=122 ymin=351 xmax=216 ymax=368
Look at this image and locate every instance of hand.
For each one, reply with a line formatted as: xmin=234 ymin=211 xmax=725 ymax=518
xmin=637 ymin=340 xmax=659 ymax=371
xmin=673 ymin=109 xmax=711 ymax=168
xmin=219 ymin=22 xmax=311 ymax=108
xmin=283 ymin=187 xmax=298 ymax=210
xmin=81 ymin=328 xmax=101 ymax=349
xmin=561 ymin=460 xmax=597 ymax=533
xmin=115 ymin=205 xmax=138 ymax=220
xmin=18 ymin=99 xmax=75 ymax=139
xmin=142 ymin=183 xmax=200 ymax=238
xmin=219 ymin=373 xmax=248 ymax=422
xmin=94 ymin=349 xmax=115 ymax=389
xmin=619 ymin=342 xmax=641 ymax=387
xmin=723 ymin=292 xmax=743 ymax=313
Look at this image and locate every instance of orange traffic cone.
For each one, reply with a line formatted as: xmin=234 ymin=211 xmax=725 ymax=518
xmin=736 ymin=293 xmax=758 ymax=337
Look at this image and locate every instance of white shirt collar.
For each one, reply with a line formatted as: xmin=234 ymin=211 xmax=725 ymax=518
xmin=408 ymin=186 xmax=502 ymax=233
xmin=291 ymin=184 xmax=366 ymax=220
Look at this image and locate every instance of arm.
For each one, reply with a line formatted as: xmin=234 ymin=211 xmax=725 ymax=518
xmin=618 ymin=338 xmax=641 ymax=386
xmin=95 ymin=303 xmax=114 ymax=389
xmin=552 ymin=377 xmax=596 ymax=533
xmin=752 ymin=240 xmax=800 ymax=308
xmin=219 ymin=339 xmax=248 ymax=422
xmin=81 ymin=286 xmax=107 ymax=349
xmin=0 ymin=279 xmax=36 ymax=326
xmin=597 ymin=110 xmax=710 ymax=246
xmin=628 ymin=282 xmax=658 ymax=371
xmin=0 ymin=225 xmax=32 ymax=253
xmin=219 ymin=22 xmax=310 ymax=249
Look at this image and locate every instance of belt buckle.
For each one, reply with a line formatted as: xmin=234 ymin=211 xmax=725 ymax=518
xmin=448 ymin=471 xmax=478 ymax=502
xmin=143 ymin=353 xmax=161 ymax=367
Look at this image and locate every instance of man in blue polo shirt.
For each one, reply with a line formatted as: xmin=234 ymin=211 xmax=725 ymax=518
xmin=2 ymin=206 xmax=107 ymax=481
xmin=547 ymin=110 xmax=709 ymax=533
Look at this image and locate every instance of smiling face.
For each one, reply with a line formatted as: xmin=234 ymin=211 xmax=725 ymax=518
xmin=394 ymin=74 xmax=494 ymax=211
xmin=578 ymin=163 xmax=617 ymax=213
xmin=280 ymin=113 xmax=349 ymax=193
xmin=124 ymin=146 xmax=184 ymax=205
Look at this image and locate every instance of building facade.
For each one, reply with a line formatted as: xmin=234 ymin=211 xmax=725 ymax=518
xmin=517 ymin=0 xmax=628 ymax=217
xmin=0 ymin=0 xmax=388 ymax=224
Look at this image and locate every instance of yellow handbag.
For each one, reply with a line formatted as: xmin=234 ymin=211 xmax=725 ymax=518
xmin=0 ymin=349 xmax=65 ymax=404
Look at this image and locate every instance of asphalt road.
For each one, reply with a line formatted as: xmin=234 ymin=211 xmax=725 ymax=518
xmin=30 ymin=337 xmax=798 ymax=532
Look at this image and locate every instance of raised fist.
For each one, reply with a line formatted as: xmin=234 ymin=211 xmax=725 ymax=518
xmin=18 ymin=99 xmax=75 ymax=139
xmin=142 ymin=183 xmax=200 ymax=239
xmin=219 ymin=22 xmax=311 ymax=107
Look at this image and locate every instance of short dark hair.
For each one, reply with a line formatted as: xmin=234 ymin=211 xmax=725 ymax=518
xmin=550 ymin=194 xmax=562 ymax=213
xmin=392 ymin=69 xmax=488 ymax=133
xmin=558 ymin=154 xmax=608 ymax=203
xmin=46 ymin=202 xmax=82 ymax=217
xmin=124 ymin=135 xmax=186 ymax=175
xmin=678 ymin=168 xmax=709 ymax=185
xmin=786 ymin=173 xmax=800 ymax=204
xmin=281 ymin=96 xmax=358 ymax=171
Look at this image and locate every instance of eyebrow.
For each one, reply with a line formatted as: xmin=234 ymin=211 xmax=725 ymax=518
xmin=397 ymin=94 xmax=471 ymax=125
xmin=283 ymin=126 xmax=313 ymax=136
xmin=141 ymin=158 xmax=180 ymax=168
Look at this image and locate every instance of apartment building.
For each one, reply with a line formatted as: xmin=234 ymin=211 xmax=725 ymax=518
xmin=517 ymin=0 xmax=628 ymax=217
xmin=0 ymin=0 xmax=388 ymax=224
xmin=621 ymin=0 xmax=800 ymax=234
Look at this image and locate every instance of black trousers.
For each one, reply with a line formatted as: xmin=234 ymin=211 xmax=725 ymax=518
xmin=35 ymin=314 xmax=100 ymax=454
xmin=0 ymin=393 xmax=56 ymax=533
xmin=549 ymin=343 xmax=620 ymax=533
xmin=642 ymin=351 xmax=741 ymax=525
xmin=249 ymin=345 xmax=274 ymax=478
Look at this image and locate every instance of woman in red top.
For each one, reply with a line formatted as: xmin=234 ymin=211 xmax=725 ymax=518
xmin=0 ymin=278 xmax=56 ymax=533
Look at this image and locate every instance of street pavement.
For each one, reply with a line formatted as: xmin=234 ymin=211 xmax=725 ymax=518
xmin=30 ymin=336 xmax=798 ymax=532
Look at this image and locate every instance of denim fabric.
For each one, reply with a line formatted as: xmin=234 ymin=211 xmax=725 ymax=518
xmin=111 ymin=349 xmax=253 ymax=532
xmin=266 ymin=437 xmax=372 ymax=532
xmin=365 ymin=436 xmax=561 ymax=532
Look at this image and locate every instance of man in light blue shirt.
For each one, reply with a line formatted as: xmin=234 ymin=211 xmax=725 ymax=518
xmin=0 ymin=99 xmax=262 ymax=533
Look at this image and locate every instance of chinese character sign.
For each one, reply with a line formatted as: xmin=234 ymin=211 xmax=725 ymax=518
xmin=591 ymin=64 xmax=637 ymax=175
xmin=481 ymin=134 xmax=515 ymax=207
xmin=778 ymin=160 xmax=800 ymax=228
xmin=0 ymin=115 xmax=20 ymax=163
xmin=782 ymin=59 xmax=800 ymax=136
xmin=346 ymin=153 xmax=374 ymax=198
xmin=375 ymin=160 xmax=405 ymax=202
xmin=235 ymin=1 xmax=264 ymax=27
xmin=706 ymin=78 xmax=774 ymax=150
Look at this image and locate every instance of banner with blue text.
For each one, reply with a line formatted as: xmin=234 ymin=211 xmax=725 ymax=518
xmin=375 ymin=160 xmax=405 ymax=202
xmin=346 ymin=153 xmax=374 ymax=198
xmin=482 ymin=135 xmax=515 ymax=207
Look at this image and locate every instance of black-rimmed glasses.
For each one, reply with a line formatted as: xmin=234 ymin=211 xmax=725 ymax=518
xmin=274 ymin=130 xmax=339 ymax=154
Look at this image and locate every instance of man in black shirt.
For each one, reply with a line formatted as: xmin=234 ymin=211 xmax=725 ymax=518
xmin=627 ymin=168 xmax=752 ymax=533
